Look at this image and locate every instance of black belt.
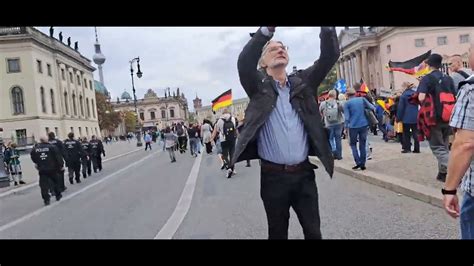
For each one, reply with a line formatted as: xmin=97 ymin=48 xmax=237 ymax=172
xmin=260 ymin=159 xmax=313 ymax=173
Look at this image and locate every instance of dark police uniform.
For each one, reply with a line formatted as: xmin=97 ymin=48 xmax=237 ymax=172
xmin=81 ymin=140 xmax=92 ymax=178
xmin=90 ymin=139 xmax=105 ymax=172
xmin=48 ymin=138 xmax=67 ymax=192
xmin=64 ymin=138 xmax=84 ymax=184
xmin=30 ymin=142 xmax=63 ymax=205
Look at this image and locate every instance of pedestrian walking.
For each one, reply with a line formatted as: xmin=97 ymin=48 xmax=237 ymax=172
xmin=144 ymin=132 xmax=152 ymax=151
xmin=344 ymin=86 xmax=375 ymax=171
xmin=417 ymin=53 xmax=457 ymax=182
xmin=48 ymin=132 xmax=67 ymax=192
xmin=90 ymin=135 xmax=105 ymax=173
xmin=163 ymin=127 xmax=178 ymax=163
xmin=64 ymin=132 xmax=84 ymax=184
xmin=30 ymin=137 xmax=63 ymax=206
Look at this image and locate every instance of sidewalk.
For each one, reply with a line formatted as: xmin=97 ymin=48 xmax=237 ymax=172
xmin=331 ymin=136 xmax=456 ymax=208
xmin=0 ymin=140 xmax=146 ymax=195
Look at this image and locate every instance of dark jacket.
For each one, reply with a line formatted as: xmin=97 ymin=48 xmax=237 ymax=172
xmin=397 ymin=89 xmax=419 ymax=124
xmin=48 ymin=138 xmax=65 ymax=162
xmin=63 ymin=138 xmax=84 ymax=163
xmin=30 ymin=142 xmax=63 ymax=173
xmin=232 ymin=27 xmax=340 ymax=177
xmin=81 ymin=141 xmax=91 ymax=158
xmin=90 ymin=139 xmax=105 ymax=157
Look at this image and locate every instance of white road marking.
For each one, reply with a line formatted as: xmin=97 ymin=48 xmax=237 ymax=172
xmin=154 ymin=153 xmax=203 ymax=239
xmin=0 ymin=150 xmax=160 ymax=233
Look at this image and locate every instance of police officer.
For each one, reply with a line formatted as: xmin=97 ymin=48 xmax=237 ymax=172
xmin=48 ymin=132 xmax=67 ymax=192
xmin=80 ymin=137 xmax=92 ymax=179
xmin=90 ymin=135 xmax=105 ymax=172
xmin=64 ymin=132 xmax=84 ymax=184
xmin=30 ymin=137 xmax=63 ymax=206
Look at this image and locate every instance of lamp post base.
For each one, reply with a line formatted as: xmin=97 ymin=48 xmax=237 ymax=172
xmin=136 ymin=130 xmax=143 ymax=147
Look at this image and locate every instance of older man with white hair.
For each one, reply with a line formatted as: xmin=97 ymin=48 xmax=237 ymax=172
xmin=233 ymin=27 xmax=339 ymax=239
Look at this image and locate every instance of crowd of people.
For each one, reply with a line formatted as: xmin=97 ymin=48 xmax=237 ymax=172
xmin=142 ymin=110 xmax=244 ymax=179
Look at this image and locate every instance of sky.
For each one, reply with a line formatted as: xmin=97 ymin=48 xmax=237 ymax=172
xmin=37 ymin=27 xmax=342 ymax=110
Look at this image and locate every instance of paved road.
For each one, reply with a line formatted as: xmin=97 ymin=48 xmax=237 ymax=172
xmin=0 ymin=143 xmax=460 ymax=239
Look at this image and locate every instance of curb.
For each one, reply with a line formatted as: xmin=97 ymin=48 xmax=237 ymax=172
xmin=0 ymin=147 xmax=145 ymax=198
xmin=333 ymin=163 xmax=444 ymax=208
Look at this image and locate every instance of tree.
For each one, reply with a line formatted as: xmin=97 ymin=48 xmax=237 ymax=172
xmin=123 ymin=110 xmax=137 ymax=133
xmin=96 ymin=92 xmax=122 ymax=132
xmin=317 ymin=66 xmax=337 ymax=96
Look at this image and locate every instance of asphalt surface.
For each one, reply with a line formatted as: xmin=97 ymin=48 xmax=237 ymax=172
xmin=0 ymin=143 xmax=460 ymax=239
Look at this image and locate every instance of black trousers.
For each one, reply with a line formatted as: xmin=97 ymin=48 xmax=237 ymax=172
xmin=402 ymin=123 xmax=420 ymax=152
xmin=55 ymin=169 xmax=66 ymax=192
xmin=67 ymin=161 xmax=81 ymax=182
xmin=40 ymin=170 xmax=61 ymax=201
xmin=81 ymin=157 xmax=92 ymax=177
xmin=145 ymin=142 xmax=152 ymax=151
xmin=260 ymin=167 xmax=321 ymax=239
xmin=221 ymin=140 xmax=235 ymax=170
xmin=205 ymin=142 xmax=213 ymax=154
xmin=178 ymin=136 xmax=187 ymax=152
xmin=91 ymin=154 xmax=103 ymax=172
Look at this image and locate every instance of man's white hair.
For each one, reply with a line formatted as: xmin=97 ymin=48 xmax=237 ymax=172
xmin=258 ymin=40 xmax=285 ymax=69
xmin=328 ymin=89 xmax=337 ymax=98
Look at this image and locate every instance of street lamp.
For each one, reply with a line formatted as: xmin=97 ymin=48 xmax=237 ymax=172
xmin=130 ymin=57 xmax=143 ymax=147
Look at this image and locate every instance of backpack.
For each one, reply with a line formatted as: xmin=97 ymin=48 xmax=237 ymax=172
xmin=324 ymin=100 xmax=340 ymax=123
xmin=176 ymin=124 xmax=184 ymax=136
xmin=429 ymin=74 xmax=456 ymax=123
xmin=456 ymin=70 xmax=470 ymax=79
xmin=222 ymin=117 xmax=236 ymax=142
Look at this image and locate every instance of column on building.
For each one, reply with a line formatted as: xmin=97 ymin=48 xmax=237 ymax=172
xmin=352 ymin=53 xmax=358 ymax=86
xmin=361 ymin=47 xmax=369 ymax=85
xmin=349 ymin=54 xmax=355 ymax=88
xmin=344 ymin=56 xmax=351 ymax=88
xmin=339 ymin=57 xmax=346 ymax=79
xmin=335 ymin=61 xmax=341 ymax=80
xmin=356 ymin=50 xmax=362 ymax=83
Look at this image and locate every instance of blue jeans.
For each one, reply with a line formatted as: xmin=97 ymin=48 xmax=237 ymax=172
xmin=461 ymin=192 xmax=474 ymax=239
xmin=349 ymin=127 xmax=368 ymax=166
xmin=189 ymin=138 xmax=198 ymax=155
xmin=327 ymin=124 xmax=343 ymax=158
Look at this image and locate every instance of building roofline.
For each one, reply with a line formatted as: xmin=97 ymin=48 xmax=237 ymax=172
xmin=0 ymin=27 xmax=96 ymax=72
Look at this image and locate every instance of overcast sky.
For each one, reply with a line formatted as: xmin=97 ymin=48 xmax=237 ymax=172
xmin=37 ymin=27 xmax=342 ymax=110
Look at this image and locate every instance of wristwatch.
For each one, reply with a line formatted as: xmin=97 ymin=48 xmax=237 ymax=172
xmin=441 ymin=188 xmax=457 ymax=195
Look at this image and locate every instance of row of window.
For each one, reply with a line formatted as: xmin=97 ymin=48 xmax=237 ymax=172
xmin=59 ymin=68 xmax=93 ymax=90
xmin=6 ymin=58 xmax=94 ymax=91
xmin=386 ymin=34 xmax=471 ymax=53
xmin=139 ymin=109 xmax=175 ymax=121
xmin=62 ymin=91 xmax=96 ymax=118
xmin=10 ymin=86 xmax=96 ymax=118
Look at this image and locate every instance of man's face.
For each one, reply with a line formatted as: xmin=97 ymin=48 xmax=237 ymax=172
xmin=448 ymin=56 xmax=462 ymax=72
xmin=261 ymin=41 xmax=289 ymax=69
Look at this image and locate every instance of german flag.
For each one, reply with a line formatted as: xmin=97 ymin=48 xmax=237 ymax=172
xmin=386 ymin=50 xmax=432 ymax=78
xmin=360 ymin=79 xmax=369 ymax=93
xmin=212 ymin=89 xmax=232 ymax=112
